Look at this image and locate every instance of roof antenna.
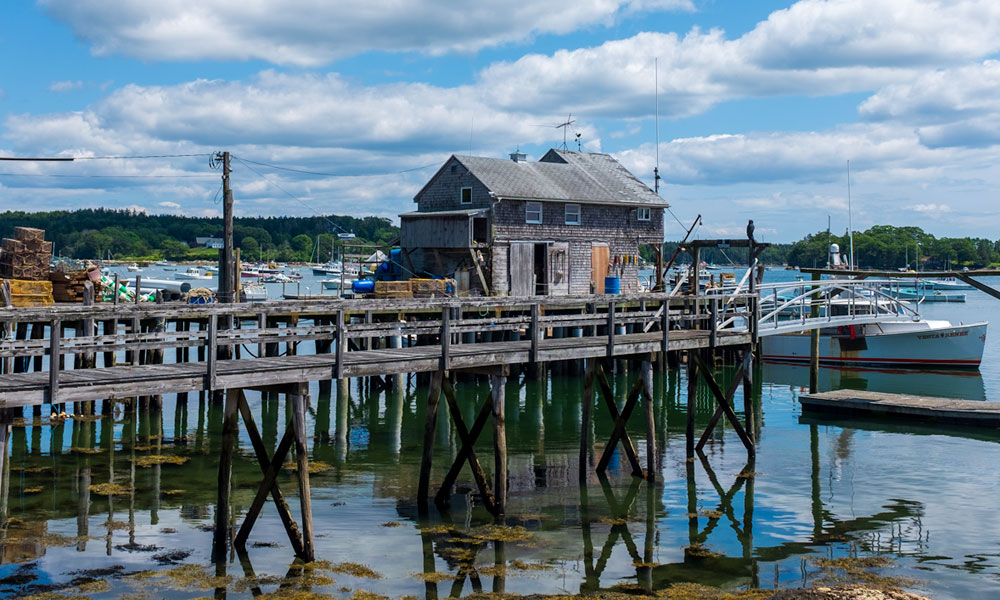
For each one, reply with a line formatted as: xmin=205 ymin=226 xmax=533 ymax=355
xmin=575 ymin=132 xmax=582 ymax=151
xmin=556 ymin=114 xmax=575 ymax=150
xmin=654 ymin=57 xmax=661 ymax=195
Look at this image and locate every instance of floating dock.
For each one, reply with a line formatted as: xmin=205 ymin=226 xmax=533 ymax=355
xmin=800 ymin=389 xmax=1000 ymax=426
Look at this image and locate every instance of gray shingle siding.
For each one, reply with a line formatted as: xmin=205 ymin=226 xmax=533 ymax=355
xmin=414 ymin=157 xmax=493 ymax=212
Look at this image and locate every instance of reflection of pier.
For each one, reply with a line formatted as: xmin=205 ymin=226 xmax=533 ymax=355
xmin=0 ymin=292 xmax=759 ymax=565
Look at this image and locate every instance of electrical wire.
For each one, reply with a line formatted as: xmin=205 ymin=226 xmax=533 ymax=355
xmin=0 ymin=153 xmax=210 ymax=161
xmin=0 ymin=172 xmax=215 ymax=178
xmin=233 ymin=157 xmax=349 ymax=234
xmin=233 ymin=156 xmax=441 ymax=178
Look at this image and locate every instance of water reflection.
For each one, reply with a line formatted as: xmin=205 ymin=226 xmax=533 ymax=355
xmin=0 ymin=367 xmax=995 ymax=598
xmin=764 ymin=361 xmax=987 ymax=401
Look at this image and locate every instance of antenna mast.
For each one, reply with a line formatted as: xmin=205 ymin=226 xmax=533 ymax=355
xmin=556 ymin=114 xmax=575 ymax=150
xmin=654 ymin=57 xmax=661 ymax=194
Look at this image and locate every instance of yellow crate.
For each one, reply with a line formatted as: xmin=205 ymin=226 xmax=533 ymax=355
xmin=3 ymin=279 xmax=54 ymax=307
xmin=9 ymin=279 xmax=52 ymax=296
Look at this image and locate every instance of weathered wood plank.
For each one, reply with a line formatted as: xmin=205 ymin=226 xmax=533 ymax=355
xmin=800 ymin=389 xmax=1000 ymax=426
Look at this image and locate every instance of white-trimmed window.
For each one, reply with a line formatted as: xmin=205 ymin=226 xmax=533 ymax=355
xmin=637 ymin=207 xmax=651 ymax=221
xmin=565 ymin=204 xmax=581 ymax=225
xmin=460 ymin=187 xmax=472 ymax=204
xmin=526 ymin=202 xmax=543 ymax=224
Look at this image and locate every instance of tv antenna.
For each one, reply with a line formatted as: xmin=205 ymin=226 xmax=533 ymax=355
xmin=556 ymin=114 xmax=575 ymax=150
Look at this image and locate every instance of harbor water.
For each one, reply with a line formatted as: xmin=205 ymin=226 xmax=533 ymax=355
xmin=1 ymin=267 xmax=998 ymax=599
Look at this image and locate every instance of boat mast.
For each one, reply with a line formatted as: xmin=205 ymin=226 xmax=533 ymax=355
xmin=847 ymin=160 xmax=855 ymax=271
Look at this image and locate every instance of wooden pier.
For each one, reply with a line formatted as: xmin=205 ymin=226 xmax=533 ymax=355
xmin=801 ymin=389 xmax=1000 ymax=426
xmin=0 ymin=291 xmax=759 ymax=562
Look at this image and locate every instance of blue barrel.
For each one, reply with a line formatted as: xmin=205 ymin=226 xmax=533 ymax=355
xmin=604 ymin=276 xmax=620 ymax=294
xmin=352 ymin=279 xmax=376 ymax=294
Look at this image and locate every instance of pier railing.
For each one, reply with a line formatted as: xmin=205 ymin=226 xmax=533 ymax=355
xmin=0 ymin=291 xmax=759 ymax=404
xmin=713 ymin=279 xmax=921 ymax=336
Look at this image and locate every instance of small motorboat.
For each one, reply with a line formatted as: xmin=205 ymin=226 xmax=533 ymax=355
xmin=126 ymin=263 xmax=141 ymax=272
xmin=175 ymin=267 xmax=214 ymax=281
xmin=241 ymin=283 xmax=267 ymax=302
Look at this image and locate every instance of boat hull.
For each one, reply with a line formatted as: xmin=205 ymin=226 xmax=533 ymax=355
xmin=761 ymin=321 xmax=987 ymax=368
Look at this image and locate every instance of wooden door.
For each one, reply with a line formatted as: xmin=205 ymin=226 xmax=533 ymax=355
xmin=548 ymin=242 xmax=569 ymax=296
xmin=509 ymin=242 xmax=534 ymax=296
xmin=591 ymin=244 xmax=609 ymax=294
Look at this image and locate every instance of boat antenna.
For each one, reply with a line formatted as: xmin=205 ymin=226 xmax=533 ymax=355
xmin=654 ymin=57 xmax=661 ymax=194
xmin=847 ymin=160 xmax=855 ymax=271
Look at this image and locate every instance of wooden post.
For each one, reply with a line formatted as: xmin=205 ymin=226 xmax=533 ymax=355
xmin=709 ymin=298 xmax=718 ymax=348
xmin=686 ymin=351 xmax=698 ymax=458
xmin=530 ymin=302 xmax=540 ymax=364
xmin=213 ymin=388 xmax=239 ymax=562
xmin=641 ymin=358 xmax=656 ymax=480
xmin=440 ymin=307 xmax=450 ymax=371
xmin=291 ymin=388 xmax=315 ymax=561
xmin=492 ymin=374 xmax=507 ymax=515
xmin=417 ymin=370 xmax=444 ymax=513
xmin=206 ymin=314 xmax=217 ymax=391
xmin=220 ymin=151 xmax=235 ymax=304
xmin=48 ymin=319 xmax=60 ymax=405
xmin=809 ymin=271 xmax=821 ymax=393
xmin=606 ymin=301 xmax=616 ymax=360
xmin=134 ymin=275 xmax=141 ymax=303
xmin=692 ymin=246 xmax=701 ymax=300
xmin=335 ymin=309 xmax=345 ymax=380
xmin=579 ymin=359 xmax=595 ymax=482
xmin=742 ymin=349 xmax=755 ymax=459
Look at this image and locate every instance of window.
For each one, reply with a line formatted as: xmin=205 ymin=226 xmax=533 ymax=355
xmin=526 ymin=202 xmax=542 ymax=224
xmin=565 ymin=204 xmax=581 ymax=225
xmin=460 ymin=187 xmax=472 ymax=204
xmin=637 ymin=207 xmax=651 ymax=221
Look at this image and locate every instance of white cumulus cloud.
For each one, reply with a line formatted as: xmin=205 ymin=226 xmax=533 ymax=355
xmin=40 ymin=0 xmax=694 ymax=66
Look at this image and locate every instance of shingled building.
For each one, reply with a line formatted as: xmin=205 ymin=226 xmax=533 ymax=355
xmin=399 ymin=149 xmax=667 ymax=296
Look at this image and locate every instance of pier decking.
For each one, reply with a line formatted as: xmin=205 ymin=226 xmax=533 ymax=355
xmin=800 ymin=389 xmax=1000 ymax=426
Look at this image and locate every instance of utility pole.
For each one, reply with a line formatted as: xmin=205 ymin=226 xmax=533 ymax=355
xmin=218 ymin=151 xmax=234 ymax=303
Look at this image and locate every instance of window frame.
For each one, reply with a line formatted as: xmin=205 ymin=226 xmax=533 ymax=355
xmin=565 ymin=203 xmax=581 ymax=226
xmin=637 ymin=207 xmax=651 ymax=221
xmin=525 ymin=202 xmax=543 ymax=224
xmin=460 ymin=186 xmax=472 ymax=205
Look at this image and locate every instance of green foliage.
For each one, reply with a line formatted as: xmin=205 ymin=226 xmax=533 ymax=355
xmin=785 ymin=225 xmax=999 ymax=269
xmin=0 ymin=209 xmax=399 ymax=261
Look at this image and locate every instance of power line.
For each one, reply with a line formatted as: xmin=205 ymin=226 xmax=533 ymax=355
xmin=232 ymin=157 xmax=349 ymax=233
xmin=233 ymin=156 xmax=441 ymax=178
xmin=0 ymin=153 xmax=210 ymax=161
xmin=0 ymin=172 xmax=214 ymax=179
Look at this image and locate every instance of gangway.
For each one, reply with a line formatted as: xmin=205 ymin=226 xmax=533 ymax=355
xmin=712 ymin=278 xmax=922 ymax=337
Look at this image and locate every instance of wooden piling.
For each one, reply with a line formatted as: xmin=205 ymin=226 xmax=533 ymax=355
xmin=417 ymin=370 xmax=444 ymax=513
xmin=492 ymin=374 xmax=507 ymax=515
xmin=291 ymin=387 xmax=315 ymax=561
xmin=213 ymin=388 xmax=240 ymax=562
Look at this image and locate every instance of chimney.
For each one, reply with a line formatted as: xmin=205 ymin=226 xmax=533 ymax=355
xmin=509 ymin=151 xmax=526 ymax=163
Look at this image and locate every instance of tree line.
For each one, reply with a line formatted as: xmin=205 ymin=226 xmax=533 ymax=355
xmin=0 ymin=209 xmax=399 ymax=262
xmin=784 ymin=225 xmax=999 ymax=269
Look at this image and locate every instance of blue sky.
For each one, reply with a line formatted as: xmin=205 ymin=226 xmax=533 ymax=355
xmin=2 ymin=0 xmax=1000 ymax=242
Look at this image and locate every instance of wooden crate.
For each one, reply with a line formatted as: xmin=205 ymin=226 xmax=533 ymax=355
xmin=4 ymin=279 xmax=54 ymax=307
xmin=411 ymin=278 xmax=455 ymax=298
xmin=375 ymin=281 xmax=412 ymax=299
xmin=13 ymin=227 xmax=45 ymax=243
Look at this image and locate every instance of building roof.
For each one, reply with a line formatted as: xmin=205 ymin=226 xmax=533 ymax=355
xmin=442 ymin=149 xmax=668 ymax=208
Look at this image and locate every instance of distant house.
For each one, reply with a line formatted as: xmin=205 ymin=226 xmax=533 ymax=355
xmin=400 ymin=149 xmax=666 ymax=295
xmin=194 ymin=237 xmax=224 ymax=249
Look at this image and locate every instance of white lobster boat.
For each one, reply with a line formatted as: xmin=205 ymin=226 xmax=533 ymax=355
xmin=761 ymin=319 xmax=987 ymax=368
